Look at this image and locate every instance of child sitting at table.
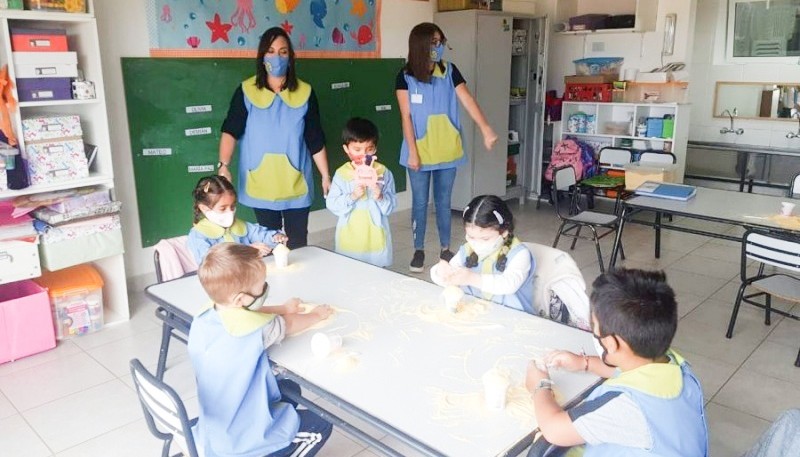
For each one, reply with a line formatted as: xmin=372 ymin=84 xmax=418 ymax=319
xmin=525 ymin=269 xmax=708 ymax=456
xmin=188 ymin=243 xmax=333 ymax=457
xmin=326 ymin=117 xmax=397 ymax=267
xmin=187 ymin=175 xmax=288 ymax=263
xmin=430 ymin=194 xmax=535 ymax=314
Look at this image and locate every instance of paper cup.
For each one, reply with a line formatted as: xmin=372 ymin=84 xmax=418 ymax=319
xmin=482 ymin=369 xmax=510 ymax=410
xmin=311 ymin=332 xmax=343 ymax=358
xmin=781 ymin=202 xmax=796 ymax=216
xmin=273 ymin=244 xmax=290 ymax=268
xmin=441 ymin=286 xmax=464 ymax=313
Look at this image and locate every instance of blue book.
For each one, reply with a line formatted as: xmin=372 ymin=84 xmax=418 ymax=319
xmin=635 ymin=181 xmax=697 ymax=201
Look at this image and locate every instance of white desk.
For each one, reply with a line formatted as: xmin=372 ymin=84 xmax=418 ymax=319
xmin=146 ymin=247 xmax=599 ymax=457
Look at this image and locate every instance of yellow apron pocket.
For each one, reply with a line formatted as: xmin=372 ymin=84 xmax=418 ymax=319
xmin=339 ymin=209 xmax=386 ymax=253
xmin=245 ymin=154 xmax=308 ymax=201
xmin=416 ymin=114 xmax=463 ymax=165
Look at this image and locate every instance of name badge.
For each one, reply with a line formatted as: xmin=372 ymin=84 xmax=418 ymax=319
xmin=410 ymin=93 xmax=423 ymax=104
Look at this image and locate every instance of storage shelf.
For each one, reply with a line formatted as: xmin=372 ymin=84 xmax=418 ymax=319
xmin=0 ymin=174 xmax=113 ymax=199
xmin=19 ymin=98 xmax=100 ymax=108
xmin=559 ymin=28 xmax=639 ymax=35
xmin=0 ymin=9 xmax=93 ymax=22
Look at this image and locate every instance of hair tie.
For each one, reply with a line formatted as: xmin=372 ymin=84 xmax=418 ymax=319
xmin=493 ymin=210 xmax=504 ymax=225
xmin=462 ymin=205 xmax=470 ymax=217
xmin=203 ymin=182 xmax=211 ymax=193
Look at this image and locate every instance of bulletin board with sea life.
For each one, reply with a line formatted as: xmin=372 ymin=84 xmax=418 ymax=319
xmin=147 ymin=0 xmax=380 ymax=58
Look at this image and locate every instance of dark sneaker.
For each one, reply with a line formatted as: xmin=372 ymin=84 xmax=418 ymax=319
xmin=409 ymin=250 xmax=425 ymax=273
xmin=440 ymin=249 xmax=455 ymax=262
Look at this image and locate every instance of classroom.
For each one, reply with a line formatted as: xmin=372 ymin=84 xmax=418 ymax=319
xmin=1 ymin=0 xmax=800 ymax=455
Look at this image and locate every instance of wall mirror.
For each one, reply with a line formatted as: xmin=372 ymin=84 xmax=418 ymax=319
xmin=714 ymin=81 xmax=800 ymax=120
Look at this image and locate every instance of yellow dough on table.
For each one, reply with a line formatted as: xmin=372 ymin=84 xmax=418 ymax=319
xmin=292 ymin=303 xmax=338 ymax=334
xmin=767 ymin=214 xmax=800 ymax=230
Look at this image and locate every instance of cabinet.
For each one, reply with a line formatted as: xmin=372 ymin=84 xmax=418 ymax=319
xmin=434 ymin=10 xmax=548 ymax=209
xmin=558 ymin=101 xmax=690 ymax=181
xmin=0 ymin=2 xmax=129 ymax=324
xmin=555 ymin=0 xmax=658 ymax=34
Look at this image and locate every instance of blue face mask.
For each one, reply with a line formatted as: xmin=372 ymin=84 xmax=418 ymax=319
xmin=430 ymin=43 xmax=444 ymax=63
xmin=263 ymin=55 xmax=289 ymax=77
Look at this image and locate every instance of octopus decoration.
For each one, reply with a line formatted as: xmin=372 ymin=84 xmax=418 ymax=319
xmin=230 ymin=0 xmax=257 ymax=34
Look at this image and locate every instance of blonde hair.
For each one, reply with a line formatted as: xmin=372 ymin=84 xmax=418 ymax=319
xmin=198 ymin=243 xmax=265 ymax=304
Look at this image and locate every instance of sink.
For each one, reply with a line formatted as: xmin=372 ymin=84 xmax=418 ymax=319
xmin=688 ymin=141 xmax=800 ymax=156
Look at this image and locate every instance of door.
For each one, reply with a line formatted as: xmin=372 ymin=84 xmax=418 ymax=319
xmin=529 ymin=16 xmax=549 ymax=198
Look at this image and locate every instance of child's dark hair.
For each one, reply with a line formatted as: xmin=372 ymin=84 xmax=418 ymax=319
xmin=342 ymin=117 xmax=379 ymax=146
xmin=590 ymin=269 xmax=678 ymax=360
xmin=462 ymin=195 xmax=514 ymax=272
xmin=192 ymin=175 xmax=236 ymax=223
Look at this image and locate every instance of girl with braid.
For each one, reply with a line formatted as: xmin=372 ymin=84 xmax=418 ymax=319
xmin=187 ymin=175 xmax=288 ymax=263
xmin=430 ymin=195 xmax=536 ymax=314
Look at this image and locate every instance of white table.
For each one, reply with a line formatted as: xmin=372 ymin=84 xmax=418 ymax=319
xmin=146 ymin=247 xmax=599 ymax=457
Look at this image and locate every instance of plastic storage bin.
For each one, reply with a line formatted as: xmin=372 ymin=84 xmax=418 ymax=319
xmin=24 ymin=0 xmax=65 ymax=11
xmin=0 ymin=280 xmax=56 ymax=363
xmin=624 ymin=162 xmax=678 ymax=190
xmin=34 ymin=264 xmax=104 ymax=339
xmin=573 ymin=57 xmax=623 ymax=77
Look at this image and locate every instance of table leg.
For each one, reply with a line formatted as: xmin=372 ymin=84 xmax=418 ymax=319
xmin=156 ymin=321 xmax=172 ymax=380
xmin=609 ymin=206 xmax=628 ymax=269
xmin=654 ymin=212 xmax=662 ymax=259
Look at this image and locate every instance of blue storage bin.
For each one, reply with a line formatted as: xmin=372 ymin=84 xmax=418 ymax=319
xmin=646 ymin=117 xmax=664 ymax=138
xmin=573 ymin=57 xmax=624 ymax=76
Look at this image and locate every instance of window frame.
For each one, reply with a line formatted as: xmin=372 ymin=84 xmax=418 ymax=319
xmin=725 ymin=0 xmax=800 ymax=64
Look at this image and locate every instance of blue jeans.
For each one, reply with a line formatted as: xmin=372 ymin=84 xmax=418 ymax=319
xmin=408 ymin=167 xmax=457 ymax=251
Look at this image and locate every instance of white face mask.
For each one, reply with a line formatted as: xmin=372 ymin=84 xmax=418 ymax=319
xmin=467 ymin=235 xmax=504 ymax=259
xmin=204 ymin=209 xmax=235 ymax=228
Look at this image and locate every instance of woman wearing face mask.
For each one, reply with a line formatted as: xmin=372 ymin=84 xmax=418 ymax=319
xmin=187 ymin=175 xmax=289 ymax=264
xmin=218 ymin=27 xmax=330 ymax=250
xmin=430 ymin=195 xmax=536 ymax=314
xmin=397 ymin=22 xmax=498 ymax=274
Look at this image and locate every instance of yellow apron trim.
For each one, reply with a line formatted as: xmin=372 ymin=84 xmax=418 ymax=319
xmin=432 ymin=61 xmax=449 ymax=79
xmin=197 ymin=301 xmax=275 ymax=336
xmin=416 ymin=114 xmax=464 ymax=165
xmin=604 ymin=349 xmax=684 ymax=398
xmin=194 ymin=218 xmax=248 ymax=242
xmin=339 ymin=208 xmax=386 ymax=253
xmin=473 ymin=237 xmax=520 ymax=301
xmin=245 ymin=153 xmax=308 ymax=201
xmin=241 ymin=76 xmax=311 ymax=109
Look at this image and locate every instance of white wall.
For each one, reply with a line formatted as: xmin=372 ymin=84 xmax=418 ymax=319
xmin=688 ymin=0 xmax=800 ymax=148
xmin=94 ymin=0 xmax=434 ymax=279
xmin=535 ymin=0 xmax=696 ymax=95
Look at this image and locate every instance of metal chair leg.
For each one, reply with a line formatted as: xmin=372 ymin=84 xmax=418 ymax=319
xmin=795 ymin=347 xmax=800 ymax=367
xmin=726 ymin=283 xmax=748 ymax=338
xmin=765 ymin=294 xmax=772 ymax=326
xmin=552 ymin=221 xmax=567 ymax=249
xmin=590 ymin=226 xmax=605 ymax=274
xmin=570 ymin=226 xmax=582 ymax=250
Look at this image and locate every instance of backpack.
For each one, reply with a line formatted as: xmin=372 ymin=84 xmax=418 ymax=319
xmin=545 ymin=139 xmax=583 ymax=182
xmin=577 ymin=141 xmax=597 ymax=179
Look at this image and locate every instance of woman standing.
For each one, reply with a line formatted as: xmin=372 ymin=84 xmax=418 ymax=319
xmin=396 ymin=22 xmax=497 ymax=273
xmin=219 ymin=27 xmax=330 ymax=249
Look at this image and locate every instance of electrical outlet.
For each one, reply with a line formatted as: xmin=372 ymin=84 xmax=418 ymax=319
xmin=592 ymin=41 xmax=605 ymax=52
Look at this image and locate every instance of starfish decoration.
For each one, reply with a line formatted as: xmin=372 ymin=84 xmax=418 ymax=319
xmin=281 ymin=20 xmax=294 ymax=35
xmin=350 ymin=0 xmax=366 ymax=18
xmin=206 ymin=13 xmax=233 ymax=43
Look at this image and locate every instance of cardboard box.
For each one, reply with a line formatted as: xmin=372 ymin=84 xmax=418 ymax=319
xmin=25 ymin=139 xmax=88 ymax=185
xmin=624 ymin=162 xmax=678 ymax=191
xmin=16 ymin=77 xmax=72 ymax=102
xmin=0 ymin=238 xmax=41 ymax=284
xmin=0 ymin=280 xmax=55 ymax=363
xmin=22 ymin=115 xmax=82 ymax=142
xmin=10 ymin=27 xmax=67 ymax=52
xmin=14 ymin=51 xmax=78 ymax=78
xmin=565 ymin=75 xmax=617 ymax=84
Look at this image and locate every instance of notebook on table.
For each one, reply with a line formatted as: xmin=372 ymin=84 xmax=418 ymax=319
xmin=634 ymin=181 xmax=697 ymax=201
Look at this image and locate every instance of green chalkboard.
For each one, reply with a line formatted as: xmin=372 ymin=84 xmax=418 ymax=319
xmin=122 ymin=58 xmax=405 ymax=248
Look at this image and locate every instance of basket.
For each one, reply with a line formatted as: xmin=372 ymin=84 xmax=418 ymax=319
xmin=573 ymin=57 xmax=624 ymax=78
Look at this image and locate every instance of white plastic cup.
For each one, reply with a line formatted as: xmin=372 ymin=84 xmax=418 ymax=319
xmin=311 ymin=332 xmax=343 ymax=358
xmin=482 ymin=370 xmax=510 ymax=410
xmin=441 ymin=286 xmax=464 ymax=313
xmin=623 ymin=68 xmax=639 ymax=81
xmin=273 ymin=244 xmax=290 ymax=268
xmin=781 ymin=202 xmax=796 ymax=216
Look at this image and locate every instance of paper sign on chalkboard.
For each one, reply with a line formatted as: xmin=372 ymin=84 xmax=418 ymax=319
xmin=188 ymin=165 xmax=214 ymax=173
xmin=185 ymin=105 xmax=212 ymax=114
xmin=142 ymin=148 xmax=172 ymax=156
xmin=185 ymin=127 xmax=212 ymax=136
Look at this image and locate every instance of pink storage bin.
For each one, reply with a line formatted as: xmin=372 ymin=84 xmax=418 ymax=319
xmin=0 ymin=280 xmax=56 ymax=364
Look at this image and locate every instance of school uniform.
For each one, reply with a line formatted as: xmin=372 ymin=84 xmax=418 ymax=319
xmin=186 ymin=217 xmax=282 ymax=263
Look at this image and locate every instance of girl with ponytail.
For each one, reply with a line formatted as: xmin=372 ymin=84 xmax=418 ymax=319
xmin=430 ymin=195 xmax=536 ymax=314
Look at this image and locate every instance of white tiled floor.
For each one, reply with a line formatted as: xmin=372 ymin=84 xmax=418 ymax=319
xmin=2 ymin=201 xmax=799 ymax=456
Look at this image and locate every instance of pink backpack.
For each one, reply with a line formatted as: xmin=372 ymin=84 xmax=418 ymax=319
xmin=545 ymin=139 xmax=583 ymax=181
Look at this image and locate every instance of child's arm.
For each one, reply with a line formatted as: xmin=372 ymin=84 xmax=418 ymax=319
xmin=245 ymin=222 xmax=286 ymax=249
xmin=284 ymin=304 xmax=334 ymax=335
xmin=253 ymin=297 xmax=302 ymax=315
xmin=371 ymin=170 xmax=397 ymax=215
xmin=470 ymin=249 xmax=532 ymax=294
xmin=430 ymin=249 xmax=467 ymax=286
xmin=187 ymin=229 xmax=214 ymax=264
xmin=326 ymin=173 xmax=360 ymax=217
xmin=525 ymin=361 xmax=586 ymax=447
xmin=546 ymin=350 xmax=618 ymax=379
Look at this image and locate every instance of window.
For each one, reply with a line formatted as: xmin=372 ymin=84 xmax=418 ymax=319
xmin=726 ymin=0 xmax=800 ymax=62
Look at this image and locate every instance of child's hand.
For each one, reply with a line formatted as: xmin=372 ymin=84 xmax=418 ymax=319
xmin=545 ymin=350 xmax=583 ymax=372
xmin=272 ymin=233 xmax=288 ymax=244
xmin=525 ymin=359 xmax=551 ymax=393
xmin=251 ymin=242 xmax=272 ymax=256
xmin=351 ymin=184 xmax=366 ymax=200
xmin=282 ymin=297 xmax=302 ymax=315
xmin=311 ymin=304 xmax=334 ymax=320
xmin=444 ymin=267 xmax=478 ymax=287
xmin=370 ymin=183 xmax=382 ymax=200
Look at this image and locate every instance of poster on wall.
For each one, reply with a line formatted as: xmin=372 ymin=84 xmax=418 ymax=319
xmin=147 ymin=0 xmax=381 ymax=58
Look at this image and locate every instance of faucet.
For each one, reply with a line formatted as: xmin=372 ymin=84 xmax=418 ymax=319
xmin=720 ymin=108 xmax=744 ymax=135
xmin=786 ymin=111 xmax=800 ymax=139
